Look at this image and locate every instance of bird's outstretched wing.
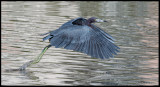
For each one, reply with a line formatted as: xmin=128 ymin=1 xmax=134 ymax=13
xmin=45 ymin=25 xmax=119 ymax=59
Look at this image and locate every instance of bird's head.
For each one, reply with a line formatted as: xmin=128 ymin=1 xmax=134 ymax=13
xmin=87 ymin=17 xmax=107 ymax=24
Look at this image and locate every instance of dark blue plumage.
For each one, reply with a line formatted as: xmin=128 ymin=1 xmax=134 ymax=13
xmin=43 ymin=17 xmax=120 ymax=59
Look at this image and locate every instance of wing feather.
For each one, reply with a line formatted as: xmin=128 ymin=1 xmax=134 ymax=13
xmin=46 ymin=25 xmax=119 ymax=59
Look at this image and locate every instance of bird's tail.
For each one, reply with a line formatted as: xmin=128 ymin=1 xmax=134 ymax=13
xmin=43 ymin=35 xmax=52 ymax=41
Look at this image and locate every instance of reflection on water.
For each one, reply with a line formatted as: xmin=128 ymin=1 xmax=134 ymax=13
xmin=2 ymin=1 xmax=158 ymax=86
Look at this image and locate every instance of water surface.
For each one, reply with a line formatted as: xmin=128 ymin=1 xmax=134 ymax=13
xmin=2 ymin=1 xmax=158 ymax=86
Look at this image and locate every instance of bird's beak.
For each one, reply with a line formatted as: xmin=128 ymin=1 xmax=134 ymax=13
xmin=95 ymin=18 xmax=107 ymax=22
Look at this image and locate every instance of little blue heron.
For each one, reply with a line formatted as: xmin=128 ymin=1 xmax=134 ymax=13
xmin=18 ymin=17 xmax=120 ymax=71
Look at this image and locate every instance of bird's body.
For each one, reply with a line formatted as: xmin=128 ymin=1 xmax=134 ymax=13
xmin=43 ymin=17 xmax=120 ymax=59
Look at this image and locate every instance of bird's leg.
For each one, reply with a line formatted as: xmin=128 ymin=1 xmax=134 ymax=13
xmin=19 ymin=45 xmax=52 ymax=71
xmin=31 ymin=45 xmax=51 ymax=64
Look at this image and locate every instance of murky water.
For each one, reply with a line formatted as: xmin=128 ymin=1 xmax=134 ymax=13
xmin=2 ymin=1 xmax=158 ymax=86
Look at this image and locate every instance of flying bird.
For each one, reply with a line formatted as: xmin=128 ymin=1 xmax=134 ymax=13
xmin=43 ymin=17 xmax=120 ymax=59
xmin=17 ymin=17 xmax=120 ymax=71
